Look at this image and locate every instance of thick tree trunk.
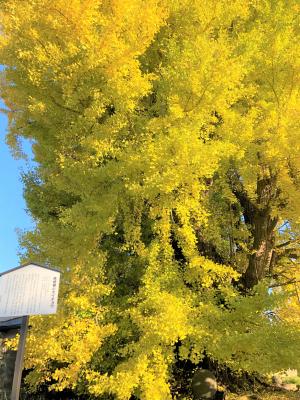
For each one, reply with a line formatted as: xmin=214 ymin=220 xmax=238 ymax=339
xmin=242 ymin=210 xmax=277 ymax=289
xmin=230 ymin=172 xmax=279 ymax=290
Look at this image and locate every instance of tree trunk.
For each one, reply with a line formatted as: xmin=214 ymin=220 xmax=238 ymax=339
xmin=242 ymin=209 xmax=277 ymax=289
xmin=242 ymin=175 xmax=278 ymax=289
xmin=230 ymin=172 xmax=279 ymax=290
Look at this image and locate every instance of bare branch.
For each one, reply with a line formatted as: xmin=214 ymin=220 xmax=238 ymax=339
xmin=269 ymin=279 xmax=300 ymax=289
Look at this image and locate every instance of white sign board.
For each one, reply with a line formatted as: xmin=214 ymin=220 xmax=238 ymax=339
xmin=0 ymin=263 xmax=60 ymax=317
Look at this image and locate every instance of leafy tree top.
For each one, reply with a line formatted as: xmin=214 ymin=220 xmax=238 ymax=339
xmin=1 ymin=1 xmax=300 ymax=398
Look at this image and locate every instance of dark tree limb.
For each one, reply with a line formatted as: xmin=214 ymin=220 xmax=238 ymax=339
xmin=228 ymin=168 xmax=280 ymax=290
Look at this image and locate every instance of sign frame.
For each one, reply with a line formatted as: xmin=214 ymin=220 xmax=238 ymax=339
xmin=0 ymin=262 xmax=60 ymax=318
xmin=0 ymin=263 xmax=61 ymax=400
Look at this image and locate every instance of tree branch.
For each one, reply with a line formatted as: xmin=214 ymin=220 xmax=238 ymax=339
xmin=49 ymin=95 xmax=82 ymax=115
xmin=269 ymin=279 xmax=300 ymax=289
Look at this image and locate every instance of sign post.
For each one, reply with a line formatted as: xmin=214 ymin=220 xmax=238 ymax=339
xmin=10 ymin=316 xmax=29 ymax=400
xmin=0 ymin=263 xmax=61 ymax=400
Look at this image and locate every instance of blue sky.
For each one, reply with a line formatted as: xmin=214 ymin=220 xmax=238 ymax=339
xmin=0 ymin=90 xmax=34 ymax=273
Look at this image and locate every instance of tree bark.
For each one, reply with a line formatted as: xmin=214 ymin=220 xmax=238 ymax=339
xmin=242 ymin=210 xmax=277 ymax=289
xmin=230 ymin=171 xmax=279 ymax=290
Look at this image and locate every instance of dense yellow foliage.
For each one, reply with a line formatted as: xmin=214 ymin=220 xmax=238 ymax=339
xmin=1 ymin=0 xmax=300 ymax=399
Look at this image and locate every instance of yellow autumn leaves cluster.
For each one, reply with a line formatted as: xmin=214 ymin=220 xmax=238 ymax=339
xmin=1 ymin=0 xmax=300 ymax=399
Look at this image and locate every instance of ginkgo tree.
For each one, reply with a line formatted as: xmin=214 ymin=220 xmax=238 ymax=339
xmin=0 ymin=0 xmax=300 ymax=399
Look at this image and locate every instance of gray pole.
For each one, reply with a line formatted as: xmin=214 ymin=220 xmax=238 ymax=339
xmin=11 ymin=315 xmax=29 ymax=400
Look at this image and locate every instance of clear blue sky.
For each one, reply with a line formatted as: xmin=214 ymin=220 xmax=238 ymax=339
xmin=0 ymin=74 xmax=35 ymax=273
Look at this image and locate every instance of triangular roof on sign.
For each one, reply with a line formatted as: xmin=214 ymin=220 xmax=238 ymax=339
xmin=0 ymin=262 xmax=61 ymax=277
